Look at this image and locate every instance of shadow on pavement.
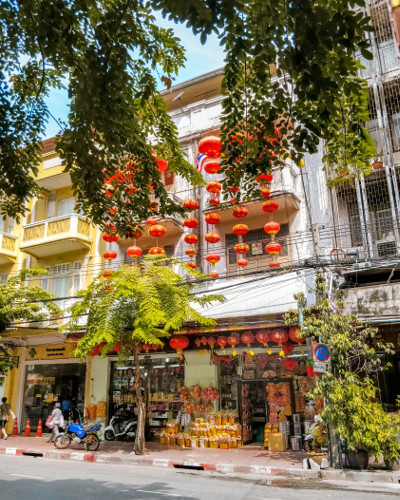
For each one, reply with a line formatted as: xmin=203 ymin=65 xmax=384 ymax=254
xmin=0 ymin=477 xmax=198 ymax=500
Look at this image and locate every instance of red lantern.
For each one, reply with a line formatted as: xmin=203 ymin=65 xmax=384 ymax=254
xmin=169 ymin=335 xmax=189 ymax=353
xmin=237 ymin=258 xmax=248 ymax=268
xmin=184 ymin=218 xmax=198 ymax=228
xmin=260 ymin=188 xmax=271 ymax=198
xmin=149 ymin=246 xmax=165 ymax=255
xmin=149 ymin=224 xmax=166 ymax=238
xmin=205 ymin=232 xmax=220 ymax=243
xmin=185 ymin=247 xmax=196 ymax=257
xmin=234 ymin=243 xmax=249 ymax=254
xmin=270 ymin=329 xmax=289 ymax=344
xmin=233 ymin=224 xmax=248 ymax=236
xmin=283 ymin=358 xmax=297 ymax=370
xmin=209 ymin=196 xmax=220 ymax=207
xmin=233 ymin=206 xmax=248 ymax=218
xmin=205 ymin=213 xmax=221 ymax=225
xmin=113 ymin=343 xmax=122 ymax=353
xmin=265 ymin=242 xmax=282 ymax=255
xmin=182 ymin=199 xmax=199 ymax=211
xmin=256 ymin=329 xmax=270 ymax=346
xmin=146 ymin=217 xmax=158 ymax=226
xmin=206 ymin=252 xmax=221 ymax=265
xmin=217 ymin=336 xmax=227 ymax=347
xmin=103 ymin=269 xmax=114 ymax=278
xmin=241 ymin=331 xmax=255 ymax=346
xmin=227 ymin=334 xmax=239 ymax=347
xmin=198 ymin=136 xmax=222 ymax=158
xmin=282 ymin=342 xmax=295 ymax=355
xmin=155 ymin=158 xmax=169 ymax=173
xmin=206 ymin=336 xmax=217 ymax=348
xmin=269 ymin=261 xmax=281 ymax=268
xmin=184 ymin=234 xmax=198 ymax=244
xmin=289 ymin=326 xmax=306 ymax=344
xmin=206 ymin=181 xmax=222 ymax=193
xmin=104 ymin=250 xmax=117 ymax=261
xmin=256 ymin=173 xmax=273 ymax=183
xmin=127 ymin=246 xmax=142 ymax=259
xmin=210 ymin=271 xmax=219 ymax=279
xmin=187 ymin=261 xmax=196 ymax=269
xmin=204 ymin=160 xmax=221 ymax=174
xmin=264 ymin=221 xmax=280 ymax=235
xmin=262 ymin=200 xmax=279 ymax=213
xmin=102 ymin=233 xmax=118 ymax=243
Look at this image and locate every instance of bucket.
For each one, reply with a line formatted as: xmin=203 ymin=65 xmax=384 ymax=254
xmin=279 ymin=421 xmax=290 ymax=434
xmin=293 ymin=423 xmax=302 ymax=435
xmin=292 ymin=414 xmax=301 ymax=423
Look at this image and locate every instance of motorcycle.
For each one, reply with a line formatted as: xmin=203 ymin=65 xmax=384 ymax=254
xmin=54 ymin=421 xmax=101 ymax=451
xmin=104 ymin=404 xmax=137 ymax=441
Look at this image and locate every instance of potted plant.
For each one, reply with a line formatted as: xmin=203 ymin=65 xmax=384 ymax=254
xmin=372 ymin=152 xmax=383 ymax=170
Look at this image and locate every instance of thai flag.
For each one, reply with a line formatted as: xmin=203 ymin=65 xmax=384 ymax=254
xmin=196 ymin=153 xmax=207 ymax=173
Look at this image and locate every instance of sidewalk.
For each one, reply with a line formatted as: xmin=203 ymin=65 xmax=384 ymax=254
xmin=1 ymin=434 xmax=399 ymax=485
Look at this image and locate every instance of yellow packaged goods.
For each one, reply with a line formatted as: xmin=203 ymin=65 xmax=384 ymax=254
xmin=268 ymin=432 xmax=286 ymax=452
xmin=96 ymin=401 xmax=107 ymax=418
xmin=88 ymin=404 xmax=97 ymax=420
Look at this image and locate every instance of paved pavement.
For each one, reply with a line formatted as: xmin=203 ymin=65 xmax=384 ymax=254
xmin=1 ymin=435 xmax=399 ymax=485
xmin=0 ymin=454 xmax=399 ymax=500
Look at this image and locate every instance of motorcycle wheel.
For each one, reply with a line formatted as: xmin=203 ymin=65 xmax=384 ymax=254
xmin=54 ymin=434 xmax=72 ymax=449
xmin=85 ymin=433 xmax=100 ymax=451
xmin=104 ymin=429 xmax=116 ymax=441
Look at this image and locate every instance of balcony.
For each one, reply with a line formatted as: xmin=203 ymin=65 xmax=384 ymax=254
xmin=203 ymin=166 xmax=301 ymax=223
xmin=20 ymin=214 xmax=92 ymax=258
xmin=0 ymin=232 xmax=17 ymax=264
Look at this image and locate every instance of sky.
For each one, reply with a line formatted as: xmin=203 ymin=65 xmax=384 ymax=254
xmin=43 ymin=16 xmax=226 ymax=139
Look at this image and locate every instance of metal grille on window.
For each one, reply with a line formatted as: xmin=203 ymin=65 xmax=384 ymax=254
xmin=72 ymin=261 xmax=83 ymax=294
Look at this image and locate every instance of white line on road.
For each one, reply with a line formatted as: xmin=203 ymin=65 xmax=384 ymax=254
xmin=10 ymin=473 xmax=43 ymax=479
xmin=136 ymin=489 xmax=181 ymax=497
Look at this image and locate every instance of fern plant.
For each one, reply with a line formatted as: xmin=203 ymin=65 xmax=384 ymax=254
xmin=61 ymin=257 xmax=225 ymax=454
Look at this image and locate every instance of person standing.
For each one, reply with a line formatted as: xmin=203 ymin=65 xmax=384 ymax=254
xmin=47 ymin=402 xmax=64 ymax=443
xmin=0 ymin=397 xmax=15 ymax=440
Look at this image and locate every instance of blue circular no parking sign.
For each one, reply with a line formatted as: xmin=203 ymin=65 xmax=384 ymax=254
xmin=314 ymin=344 xmax=330 ymax=362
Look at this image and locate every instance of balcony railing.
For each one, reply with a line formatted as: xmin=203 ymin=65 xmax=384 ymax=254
xmin=0 ymin=231 xmax=17 ymax=264
xmin=20 ymin=214 xmax=92 ymax=257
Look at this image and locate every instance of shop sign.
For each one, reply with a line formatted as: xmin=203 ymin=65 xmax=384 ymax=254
xmin=26 ymin=377 xmax=55 ymax=385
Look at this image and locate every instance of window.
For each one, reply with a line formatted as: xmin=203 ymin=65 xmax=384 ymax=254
xmin=58 ymin=197 xmax=76 ymax=216
xmin=40 ymin=267 xmax=51 ymax=292
xmin=51 ymin=263 xmax=71 ymax=297
xmin=47 ymin=193 xmax=56 ymax=219
xmin=0 ymin=274 xmax=8 ymax=283
xmin=72 ymin=261 xmax=83 ymax=294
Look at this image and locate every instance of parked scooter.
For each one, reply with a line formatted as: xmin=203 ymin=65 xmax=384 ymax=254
xmin=104 ymin=404 xmax=137 ymax=441
xmin=304 ymin=415 xmax=325 ymax=452
xmin=54 ymin=410 xmax=101 ymax=451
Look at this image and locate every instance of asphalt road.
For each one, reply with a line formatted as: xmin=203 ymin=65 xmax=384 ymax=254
xmin=0 ymin=455 xmax=399 ymax=500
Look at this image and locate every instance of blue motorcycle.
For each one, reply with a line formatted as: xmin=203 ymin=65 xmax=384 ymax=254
xmin=54 ymin=421 xmax=101 ymax=451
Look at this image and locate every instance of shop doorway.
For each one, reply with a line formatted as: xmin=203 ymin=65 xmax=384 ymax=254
xmin=22 ymin=362 xmax=86 ymax=431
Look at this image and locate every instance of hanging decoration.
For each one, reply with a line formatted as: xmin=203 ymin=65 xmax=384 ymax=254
xmin=206 ymin=252 xmax=221 ymax=266
xmin=102 ymin=233 xmax=118 ymax=243
xmin=260 ymin=187 xmax=271 ymax=198
xmin=204 ymin=159 xmax=221 ymax=174
xmin=227 ymin=333 xmax=240 ymax=356
xmin=289 ymin=326 xmax=306 ymax=345
xmin=155 ymin=158 xmax=169 ymax=173
xmin=210 ymin=271 xmax=219 ymax=279
xmin=198 ymin=136 xmax=222 ymax=159
xmin=205 ymin=232 xmax=220 ymax=243
xmin=237 ymin=258 xmax=248 ymax=268
xmin=208 ymin=196 xmax=221 ymax=207
xmin=184 ymin=234 xmax=198 ymax=244
xmin=206 ymin=181 xmax=222 ymax=207
xmin=184 ymin=217 xmax=199 ymax=228
xmin=217 ymin=336 xmax=228 ymax=348
xmin=270 ymin=329 xmax=289 ymax=344
xmin=185 ymin=247 xmax=197 ymax=257
xmin=265 ymin=242 xmax=282 ymax=255
xmin=233 ymin=224 xmax=248 ymax=236
xmin=269 ymin=261 xmax=281 ymax=269
xmin=104 ymin=250 xmax=117 ymax=261
xmin=182 ymin=199 xmax=199 ymax=211
xmin=126 ymin=246 xmax=142 ymax=261
xmin=103 ymin=269 xmax=114 ymax=278
xmin=282 ymin=342 xmax=295 ymax=355
xmin=205 ymin=213 xmax=221 ymax=225
xmin=262 ymin=200 xmax=279 ymax=213
xmin=145 ymin=217 xmax=158 ymax=226
xmin=256 ymin=329 xmax=270 ymax=346
xmin=187 ymin=261 xmax=197 ymax=269
xmin=234 ymin=243 xmax=249 ymax=254
xmin=169 ymin=335 xmax=189 ymax=356
xmin=283 ymin=358 xmax=297 ymax=371
xmin=241 ymin=331 xmax=255 ymax=347
xmin=264 ymin=221 xmax=280 ymax=235
xmin=233 ymin=206 xmax=248 ymax=218
xmin=149 ymin=247 xmax=165 ymax=255
xmin=206 ymin=337 xmax=217 ymax=349
xmin=148 ymin=224 xmax=166 ymax=238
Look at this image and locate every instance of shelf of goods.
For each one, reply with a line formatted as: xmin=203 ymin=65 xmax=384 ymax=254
xmin=219 ymin=360 xmax=238 ymax=410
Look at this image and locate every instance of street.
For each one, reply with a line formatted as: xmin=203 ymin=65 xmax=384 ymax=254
xmin=0 ymin=455 xmax=399 ymax=500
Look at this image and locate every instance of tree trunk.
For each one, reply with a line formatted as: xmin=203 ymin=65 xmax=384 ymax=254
xmin=133 ymin=344 xmax=146 ymax=455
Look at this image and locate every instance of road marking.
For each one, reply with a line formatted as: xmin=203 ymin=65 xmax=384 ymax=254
xmin=136 ymin=490 xmax=181 ymax=497
xmin=10 ymin=473 xmax=43 ymax=479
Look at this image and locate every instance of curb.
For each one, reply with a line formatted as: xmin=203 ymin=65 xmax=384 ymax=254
xmin=1 ymin=446 xmax=399 ymax=484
